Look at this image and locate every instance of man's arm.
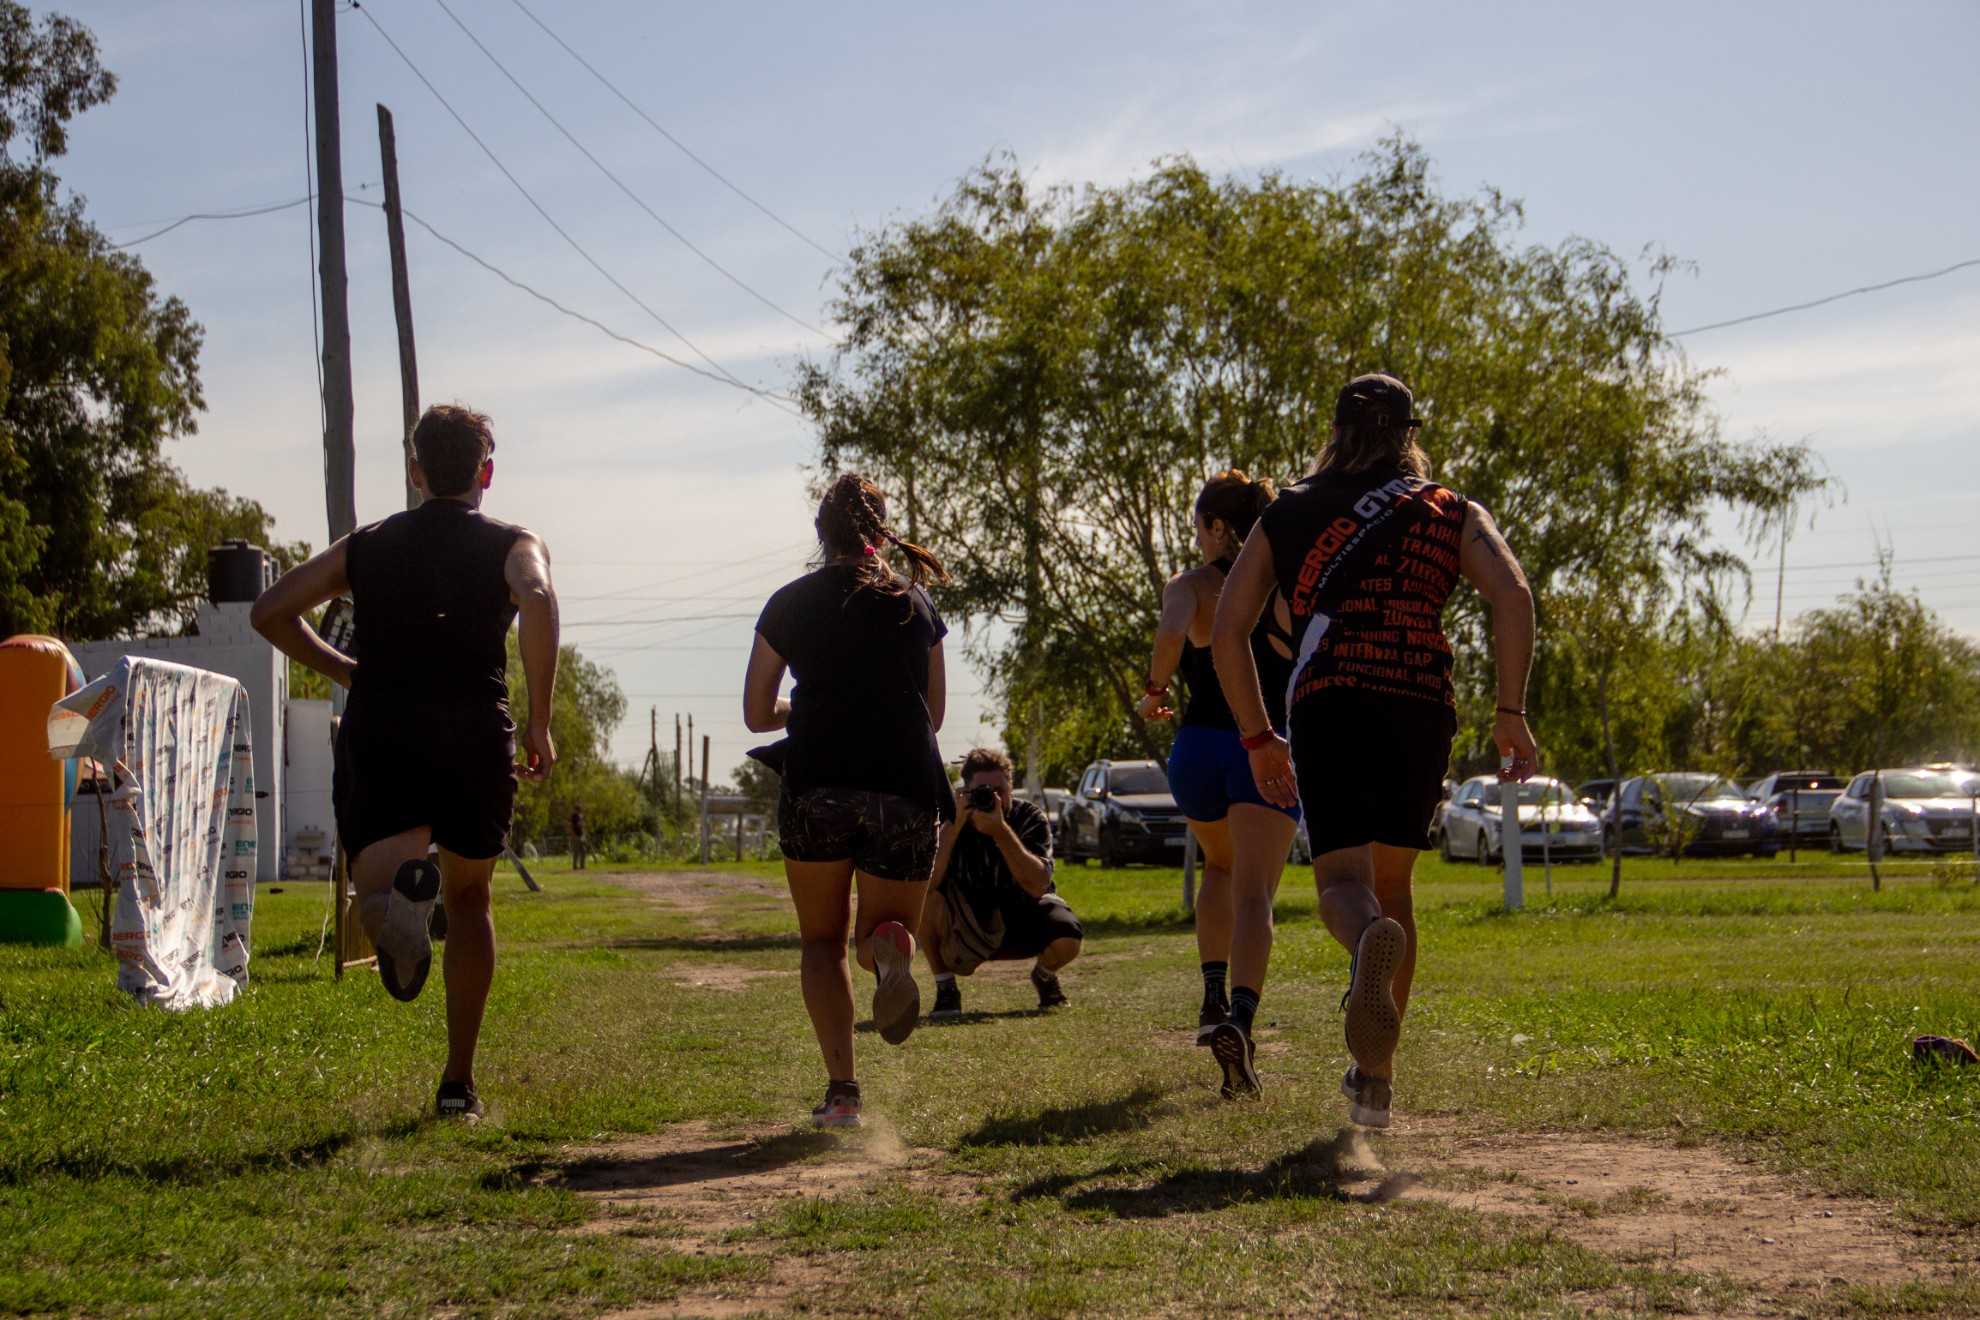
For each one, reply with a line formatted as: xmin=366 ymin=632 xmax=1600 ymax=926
xmin=930 ymin=788 xmax=970 ymax=886
xmin=1456 ymin=500 xmax=1538 ymax=780
xmin=507 ymin=531 xmax=559 ymax=783
xmin=250 ymin=540 xmax=356 ymax=688
xmin=983 ymin=802 xmax=1053 ymax=898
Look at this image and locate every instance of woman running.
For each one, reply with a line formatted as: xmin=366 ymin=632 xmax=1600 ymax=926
xmin=744 ymin=474 xmax=953 ymax=1130
xmin=1213 ymin=374 xmax=1536 ymax=1129
xmin=1137 ymin=471 xmax=1300 ymax=1100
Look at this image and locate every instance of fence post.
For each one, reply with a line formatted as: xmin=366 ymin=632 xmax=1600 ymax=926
xmin=1500 ymin=760 xmax=1524 ymax=911
xmin=1181 ymin=826 xmax=1197 ymax=912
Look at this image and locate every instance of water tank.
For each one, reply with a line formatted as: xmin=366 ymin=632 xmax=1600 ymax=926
xmin=207 ymin=541 xmax=269 ymax=604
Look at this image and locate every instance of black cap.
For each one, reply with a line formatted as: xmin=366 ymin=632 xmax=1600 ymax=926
xmin=1334 ymin=373 xmax=1424 ymax=429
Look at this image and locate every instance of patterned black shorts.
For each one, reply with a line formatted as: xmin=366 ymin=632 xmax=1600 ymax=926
xmin=777 ymin=786 xmax=938 ymax=881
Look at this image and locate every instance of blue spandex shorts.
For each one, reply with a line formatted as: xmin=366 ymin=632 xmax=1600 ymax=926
xmin=1166 ymin=724 xmax=1301 ymax=824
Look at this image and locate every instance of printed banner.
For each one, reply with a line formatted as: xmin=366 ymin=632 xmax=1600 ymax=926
xmin=48 ymin=657 xmax=255 ymax=1009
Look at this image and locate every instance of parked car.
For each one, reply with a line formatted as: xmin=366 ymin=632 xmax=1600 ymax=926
xmin=1030 ymin=787 xmax=1074 ymax=853
xmin=1436 ymin=776 xmax=1605 ymax=864
xmin=1747 ymin=771 xmax=1849 ymax=848
xmin=1060 ymin=760 xmax=1188 ymax=865
xmin=1608 ymin=773 xmax=1780 ymax=857
xmin=1577 ymin=778 xmax=1619 ymax=810
xmin=1829 ymin=768 xmax=1980 ymax=854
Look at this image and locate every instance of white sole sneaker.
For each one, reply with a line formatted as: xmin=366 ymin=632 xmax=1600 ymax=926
xmin=1341 ymin=1066 xmax=1393 ymax=1128
xmin=375 ymin=860 xmax=441 ymax=1003
xmin=870 ymin=922 xmax=920 ymax=1045
xmin=1345 ymin=917 xmax=1406 ymax=1071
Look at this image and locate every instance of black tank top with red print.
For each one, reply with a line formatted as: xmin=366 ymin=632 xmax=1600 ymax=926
xmin=1256 ymin=465 xmax=1468 ymax=714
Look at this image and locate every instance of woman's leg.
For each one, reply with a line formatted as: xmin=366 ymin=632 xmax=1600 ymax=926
xmin=786 ymin=859 xmax=857 ymax=1082
xmin=1188 ymin=816 xmax=1235 ymax=965
xmin=1369 ymin=843 xmax=1419 ymax=1013
xmin=1224 ymin=803 xmax=1299 ymax=996
xmin=851 ymin=870 xmax=931 ymax=972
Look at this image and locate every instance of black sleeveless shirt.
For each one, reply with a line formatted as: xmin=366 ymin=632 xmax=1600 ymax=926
xmin=344 ymin=499 xmax=525 ymax=710
xmin=1257 ymin=466 xmax=1467 ymax=714
xmin=1177 ymin=557 xmax=1297 ymax=732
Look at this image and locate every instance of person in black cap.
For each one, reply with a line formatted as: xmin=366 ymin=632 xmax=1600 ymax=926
xmin=1211 ymin=372 xmax=1536 ymax=1128
xmin=253 ymin=403 xmax=559 ymax=1123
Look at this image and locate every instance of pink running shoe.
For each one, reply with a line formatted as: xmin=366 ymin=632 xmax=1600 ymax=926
xmin=870 ymin=921 xmax=920 ymax=1045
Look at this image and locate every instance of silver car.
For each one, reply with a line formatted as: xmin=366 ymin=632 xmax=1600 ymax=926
xmin=1829 ymin=768 xmax=1980 ymax=854
xmin=1437 ymin=776 xmax=1605 ymax=864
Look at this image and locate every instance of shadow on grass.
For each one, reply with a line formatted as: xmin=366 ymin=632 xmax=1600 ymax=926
xmin=0 ymin=1116 xmax=427 ymax=1188
xmin=956 ymin=1084 xmax=1176 ymax=1148
xmin=599 ymin=933 xmax=802 ymax=953
xmin=1009 ymin=1129 xmax=1420 ymax=1215
xmin=523 ymin=1129 xmax=841 ymax=1196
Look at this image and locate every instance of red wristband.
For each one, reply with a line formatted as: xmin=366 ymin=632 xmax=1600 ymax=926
xmin=1239 ymin=727 xmax=1276 ymax=751
xmin=1144 ymin=682 xmax=1168 ymax=698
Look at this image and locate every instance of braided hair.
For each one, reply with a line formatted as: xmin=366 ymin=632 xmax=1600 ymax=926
xmin=814 ymin=473 xmax=948 ymax=597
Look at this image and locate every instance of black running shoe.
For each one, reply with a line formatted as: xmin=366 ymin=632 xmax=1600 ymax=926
xmin=376 ymin=860 xmax=441 ymax=1003
xmin=1031 ymin=964 xmax=1068 ymax=1010
xmin=1206 ymin=1021 xmax=1260 ymax=1099
xmin=1196 ymin=999 xmax=1229 ymax=1045
xmin=435 ymin=1080 xmax=483 ymax=1121
xmin=928 ymin=980 xmax=963 ymax=1021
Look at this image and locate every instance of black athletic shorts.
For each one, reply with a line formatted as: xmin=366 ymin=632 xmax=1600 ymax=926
xmin=778 ymin=786 xmax=938 ymax=881
xmin=1290 ymin=688 xmax=1456 ymax=856
xmin=968 ymin=888 xmax=1083 ymax=963
xmin=334 ymin=697 xmax=518 ymax=862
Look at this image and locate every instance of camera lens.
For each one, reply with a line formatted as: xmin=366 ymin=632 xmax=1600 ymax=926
xmin=968 ymin=785 xmax=998 ymax=812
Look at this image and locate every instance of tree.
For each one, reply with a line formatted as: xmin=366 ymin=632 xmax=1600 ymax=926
xmin=503 ymin=634 xmax=644 ymax=849
xmin=797 ymin=140 xmax=1824 ymax=785
xmin=0 ymin=2 xmax=294 ymax=640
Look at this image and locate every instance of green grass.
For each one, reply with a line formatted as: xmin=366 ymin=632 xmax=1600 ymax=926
xmin=5 ymin=854 xmax=1980 ymax=1316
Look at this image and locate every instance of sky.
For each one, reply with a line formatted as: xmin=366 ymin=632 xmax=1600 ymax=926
xmin=49 ymin=0 xmax=1980 ymax=779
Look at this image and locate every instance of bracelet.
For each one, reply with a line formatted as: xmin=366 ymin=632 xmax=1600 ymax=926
xmin=1144 ymin=681 xmax=1168 ymax=698
xmin=1496 ymin=706 xmax=1527 ymax=717
xmin=1239 ymin=727 xmax=1277 ymax=751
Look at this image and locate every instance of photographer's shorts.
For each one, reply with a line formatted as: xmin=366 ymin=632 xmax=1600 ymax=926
xmin=941 ymin=883 xmax=1083 ymax=965
xmin=1290 ymin=689 xmax=1455 ymax=857
xmin=778 ymin=786 xmax=937 ymax=881
xmin=1167 ymin=724 xmax=1302 ymax=824
xmin=334 ymin=698 xmax=518 ymax=862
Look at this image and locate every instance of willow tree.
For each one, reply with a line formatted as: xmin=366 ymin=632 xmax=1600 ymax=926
xmin=796 ymin=139 xmax=1824 ymax=785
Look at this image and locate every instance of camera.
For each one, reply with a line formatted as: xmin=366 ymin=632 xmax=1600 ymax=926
xmin=966 ymin=784 xmax=1000 ymax=813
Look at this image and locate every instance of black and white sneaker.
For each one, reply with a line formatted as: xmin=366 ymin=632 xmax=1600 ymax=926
xmin=1205 ymin=1021 xmax=1260 ymax=1099
xmin=1196 ymin=1000 xmax=1229 ymax=1045
xmin=1341 ymin=1065 xmax=1392 ymax=1128
xmin=1031 ymin=964 xmax=1068 ymax=1010
xmin=811 ymin=1081 xmax=862 ymax=1129
xmin=376 ymin=859 xmax=441 ymax=1003
xmin=1343 ymin=917 xmax=1405 ymax=1073
xmin=928 ymin=980 xmax=963 ymax=1021
xmin=435 ymin=1080 xmax=483 ymax=1122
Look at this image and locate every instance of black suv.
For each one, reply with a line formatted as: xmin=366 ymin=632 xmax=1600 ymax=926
xmin=1060 ymin=760 xmax=1187 ymax=865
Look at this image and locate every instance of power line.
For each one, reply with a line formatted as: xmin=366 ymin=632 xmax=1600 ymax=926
xmin=108 ymin=195 xmax=314 ymax=249
xmin=1776 ymin=551 xmax=1980 ymax=574
xmin=507 ymin=0 xmax=841 ymax=264
xmin=1671 ymin=258 xmax=1980 ymax=337
xmin=429 ymin=0 xmax=824 ymax=337
xmin=352 ymin=1 xmax=790 ymax=409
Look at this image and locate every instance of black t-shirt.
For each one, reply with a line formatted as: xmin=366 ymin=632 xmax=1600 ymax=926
xmin=942 ymin=796 xmax=1056 ymax=910
xmin=755 ymin=565 xmax=951 ymax=816
xmin=1257 ymin=466 xmax=1467 ymax=714
xmin=344 ymin=499 xmax=524 ymax=712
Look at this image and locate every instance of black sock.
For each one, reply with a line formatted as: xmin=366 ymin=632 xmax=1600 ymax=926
xmin=1201 ymin=961 xmax=1229 ymax=1008
xmin=1230 ymin=986 xmax=1261 ymax=1032
xmin=825 ymin=1078 xmax=860 ymax=1101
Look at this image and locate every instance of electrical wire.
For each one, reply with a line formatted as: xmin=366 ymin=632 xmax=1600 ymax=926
xmin=1670 ymin=258 xmax=1980 ymax=337
xmin=108 ymin=195 xmax=314 ymax=249
xmin=429 ymin=0 xmax=824 ymax=337
xmin=351 ymin=1 xmax=791 ymax=409
xmin=507 ymin=0 xmax=841 ymax=263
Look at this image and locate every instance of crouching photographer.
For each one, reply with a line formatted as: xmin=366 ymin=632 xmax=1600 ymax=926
xmin=921 ymin=748 xmax=1083 ymax=1018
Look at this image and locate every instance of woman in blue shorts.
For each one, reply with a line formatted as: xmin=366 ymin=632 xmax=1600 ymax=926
xmin=1136 ymin=470 xmax=1299 ymax=1099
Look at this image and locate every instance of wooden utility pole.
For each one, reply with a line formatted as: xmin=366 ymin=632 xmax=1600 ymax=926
xmin=377 ymin=103 xmax=421 ymax=510
xmin=312 ymin=0 xmax=356 ymax=543
xmin=674 ymin=713 xmax=683 ymax=812
xmin=698 ymin=734 xmax=711 ymax=864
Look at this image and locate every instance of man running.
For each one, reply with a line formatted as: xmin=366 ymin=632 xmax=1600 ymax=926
xmin=254 ymin=404 xmax=558 ymax=1121
xmin=1213 ymin=373 xmax=1536 ymax=1128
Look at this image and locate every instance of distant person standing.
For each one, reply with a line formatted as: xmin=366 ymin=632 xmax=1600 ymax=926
xmin=743 ymin=474 xmax=952 ymax=1130
xmin=254 ymin=404 xmax=559 ymax=1122
xmin=569 ymin=805 xmax=587 ymax=870
xmin=1136 ymin=471 xmax=1301 ymax=1099
xmin=1213 ymin=374 xmax=1535 ymax=1128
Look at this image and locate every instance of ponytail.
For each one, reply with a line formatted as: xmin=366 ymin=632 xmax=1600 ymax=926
xmin=815 ymin=473 xmax=950 ymax=598
xmin=1195 ymin=469 xmax=1277 ymax=542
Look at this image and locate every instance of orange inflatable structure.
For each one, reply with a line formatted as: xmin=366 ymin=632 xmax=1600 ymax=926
xmin=0 ymin=634 xmax=86 ymax=945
